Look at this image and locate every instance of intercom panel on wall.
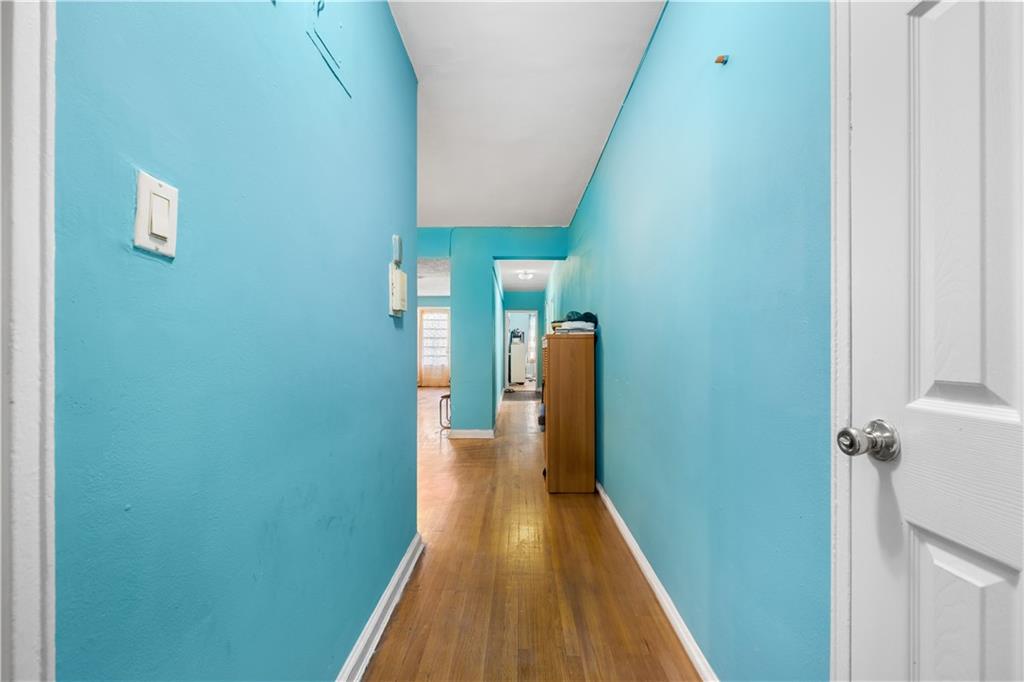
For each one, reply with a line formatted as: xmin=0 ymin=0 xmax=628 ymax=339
xmin=388 ymin=234 xmax=407 ymax=317
xmin=389 ymin=263 xmax=407 ymax=316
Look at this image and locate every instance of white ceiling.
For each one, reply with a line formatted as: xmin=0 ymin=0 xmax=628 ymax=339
xmin=390 ymin=1 xmax=664 ymax=227
xmin=497 ymin=259 xmax=558 ymax=292
xmin=418 ymin=258 xmax=450 ymax=296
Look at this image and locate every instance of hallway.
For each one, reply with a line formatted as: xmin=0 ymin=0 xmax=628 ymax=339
xmin=20 ymin=0 xmax=1023 ymax=676
xmin=364 ymin=389 xmax=699 ymax=681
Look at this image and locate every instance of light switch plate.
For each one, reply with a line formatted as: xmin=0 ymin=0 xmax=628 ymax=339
xmin=134 ymin=170 xmax=178 ymax=258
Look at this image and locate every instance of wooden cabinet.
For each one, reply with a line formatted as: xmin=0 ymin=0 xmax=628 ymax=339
xmin=542 ymin=333 xmax=595 ymax=493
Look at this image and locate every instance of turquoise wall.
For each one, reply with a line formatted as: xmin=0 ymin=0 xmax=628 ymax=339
xmin=548 ymin=2 xmax=831 ymax=679
xmin=418 ymin=227 xmax=452 ymax=258
xmin=543 ymin=263 xmax=563 ymax=335
xmin=423 ymin=228 xmax=567 ymax=431
xmin=422 ymin=229 xmax=554 ymax=424
xmin=417 ymin=296 xmax=450 ymax=308
xmin=56 ymin=3 xmax=417 ymax=679
xmin=503 ymin=291 xmax=546 ymax=386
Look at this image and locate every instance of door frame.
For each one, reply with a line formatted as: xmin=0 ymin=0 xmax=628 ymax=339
xmin=503 ymin=309 xmax=537 ymax=389
xmin=0 ymin=1 xmax=58 ymax=679
xmin=830 ymin=0 xmax=853 ymax=678
xmin=417 ymin=306 xmax=450 ymax=387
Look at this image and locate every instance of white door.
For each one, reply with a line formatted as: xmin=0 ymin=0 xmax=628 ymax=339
xmin=849 ymin=2 xmax=1023 ymax=679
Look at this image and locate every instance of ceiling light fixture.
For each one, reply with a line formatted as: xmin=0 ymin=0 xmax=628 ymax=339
xmin=517 ymin=270 xmax=534 ymax=281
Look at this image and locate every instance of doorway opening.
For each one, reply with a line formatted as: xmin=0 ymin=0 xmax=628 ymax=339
xmin=417 ymin=307 xmax=450 ymax=388
xmin=504 ymin=309 xmax=538 ymax=396
xmin=416 ymin=257 xmax=451 ymax=391
xmin=495 ymin=259 xmax=559 ymax=405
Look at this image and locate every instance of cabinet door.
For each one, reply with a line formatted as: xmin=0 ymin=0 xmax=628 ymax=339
xmin=546 ymin=336 xmax=595 ymax=493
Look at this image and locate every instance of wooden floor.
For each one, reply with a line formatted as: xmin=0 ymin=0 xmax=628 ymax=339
xmin=364 ymin=388 xmax=699 ymax=681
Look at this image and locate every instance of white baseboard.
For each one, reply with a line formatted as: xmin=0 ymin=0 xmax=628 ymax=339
xmin=596 ymin=483 xmax=718 ymax=682
xmin=336 ymin=533 xmax=425 ymax=682
xmin=447 ymin=429 xmax=495 ymax=439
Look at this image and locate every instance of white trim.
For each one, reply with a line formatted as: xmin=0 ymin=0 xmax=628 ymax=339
xmin=336 ymin=533 xmax=425 ymax=682
xmin=0 ymin=2 xmax=57 ymax=680
xmin=596 ymin=483 xmax=718 ymax=682
xmin=830 ymin=0 xmax=853 ymax=679
xmin=446 ymin=429 xmax=495 ymax=440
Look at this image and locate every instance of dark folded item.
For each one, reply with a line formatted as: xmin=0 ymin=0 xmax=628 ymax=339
xmin=562 ymin=310 xmax=599 ymax=326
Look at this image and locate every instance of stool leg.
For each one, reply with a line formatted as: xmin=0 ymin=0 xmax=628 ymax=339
xmin=439 ymin=395 xmax=451 ymax=430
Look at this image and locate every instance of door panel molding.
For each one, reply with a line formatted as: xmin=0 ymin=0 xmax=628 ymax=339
xmin=908 ymin=1 xmax=1022 ymax=414
xmin=909 ymin=524 xmax=1019 ymax=681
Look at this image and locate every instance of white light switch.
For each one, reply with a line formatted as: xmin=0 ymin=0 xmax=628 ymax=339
xmin=150 ymin=192 xmax=171 ymax=239
xmin=134 ymin=170 xmax=178 ymax=257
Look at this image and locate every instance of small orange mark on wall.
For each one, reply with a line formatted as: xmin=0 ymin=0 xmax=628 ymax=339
xmin=714 ymin=54 xmax=729 ymax=65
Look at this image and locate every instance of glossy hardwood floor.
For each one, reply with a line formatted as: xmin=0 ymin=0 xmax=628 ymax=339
xmin=363 ymin=388 xmax=699 ymax=681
